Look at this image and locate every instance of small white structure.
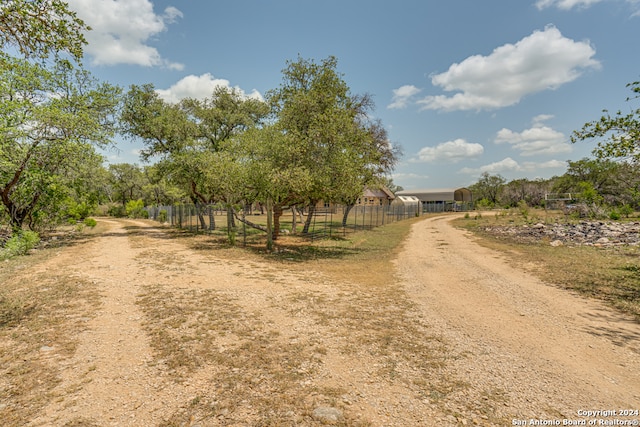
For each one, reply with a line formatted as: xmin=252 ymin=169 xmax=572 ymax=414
xmin=397 ymin=188 xmax=473 ymax=212
xmin=391 ymin=195 xmax=420 ymax=209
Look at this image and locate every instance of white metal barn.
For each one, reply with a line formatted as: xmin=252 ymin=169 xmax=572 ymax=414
xmin=391 ymin=195 xmax=420 ymax=208
xmin=396 ymin=188 xmax=473 ymax=212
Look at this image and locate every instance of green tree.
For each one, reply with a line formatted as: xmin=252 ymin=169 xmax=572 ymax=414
xmin=142 ymin=164 xmax=186 ymax=206
xmin=120 ymin=84 xmax=269 ymax=238
xmin=0 ymin=0 xmax=88 ymax=60
xmin=614 ymin=162 xmax=640 ymax=208
xmin=572 ymin=81 xmax=640 ymax=162
xmin=552 ymin=158 xmax=627 ymax=205
xmin=120 ymin=84 xmax=195 ymax=161
xmin=108 ymin=163 xmax=147 ymax=207
xmin=267 ymin=56 xmax=399 ymax=234
xmin=238 ymin=125 xmax=313 ymax=249
xmin=576 ymin=181 xmax=603 ymax=205
xmin=180 ymin=87 xmax=269 ymax=237
xmin=469 ymin=172 xmax=506 ymax=207
xmin=502 ymin=178 xmax=552 ymax=208
xmin=51 ymin=149 xmax=106 ymax=223
xmin=0 ymin=54 xmax=120 ymax=231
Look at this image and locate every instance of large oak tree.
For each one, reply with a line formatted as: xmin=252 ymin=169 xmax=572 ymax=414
xmin=266 ymin=56 xmax=399 ymax=234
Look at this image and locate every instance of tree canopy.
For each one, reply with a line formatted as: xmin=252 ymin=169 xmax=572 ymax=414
xmin=119 ymin=56 xmax=400 ymax=246
xmin=265 ymin=56 xmax=399 ymax=233
xmin=0 ymin=0 xmax=88 ymax=60
xmin=572 ymin=81 xmax=640 ymax=162
xmin=0 ymin=53 xmax=120 ymax=230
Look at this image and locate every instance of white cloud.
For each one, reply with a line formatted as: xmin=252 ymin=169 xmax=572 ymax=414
xmin=494 ymin=115 xmax=572 ymax=156
xmin=460 ymin=157 xmax=521 ymax=175
xmin=413 ymin=139 xmax=484 ymax=163
xmin=392 ymin=172 xmax=430 ymax=181
xmin=417 ymin=26 xmax=600 ymax=112
xmin=156 ymin=74 xmax=263 ymax=104
xmin=67 ymin=0 xmax=184 ymax=69
xmin=521 ymin=159 xmax=567 ymax=171
xmin=387 ymin=85 xmax=422 ymax=109
xmin=459 ymin=157 xmax=566 ymax=175
xmin=535 ymin=0 xmax=640 ymax=15
xmin=535 ymin=0 xmax=604 ymax=9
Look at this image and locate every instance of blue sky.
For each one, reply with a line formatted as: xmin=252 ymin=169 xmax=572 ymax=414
xmin=67 ymin=0 xmax=640 ymax=190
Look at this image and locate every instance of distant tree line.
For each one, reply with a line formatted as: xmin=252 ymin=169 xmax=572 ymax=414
xmin=469 ymin=157 xmax=640 ymax=218
xmin=470 ymin=79 xmax=640 ymax=217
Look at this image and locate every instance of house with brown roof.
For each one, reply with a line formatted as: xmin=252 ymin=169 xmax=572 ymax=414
xmin=356 ymin=186 xmax=396 ymax=207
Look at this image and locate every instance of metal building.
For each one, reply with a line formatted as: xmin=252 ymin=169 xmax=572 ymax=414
xmin=396 ymin=188 xmax=473 ymax=212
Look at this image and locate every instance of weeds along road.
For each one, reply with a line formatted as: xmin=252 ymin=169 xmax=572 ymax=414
xmin=11 ymin=216 xmax=640 ymax=426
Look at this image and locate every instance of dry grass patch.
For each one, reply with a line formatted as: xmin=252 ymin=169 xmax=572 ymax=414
xmin=0 ymin=251 xmax=101 ymax=425
xmin=135 ymin=215 xmax=461 ymax=425
xmin=137 ymin=284 xmax=341 ymax=426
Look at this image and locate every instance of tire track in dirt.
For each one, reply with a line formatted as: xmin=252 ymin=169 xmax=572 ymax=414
xmin=28 ymin=219 xmax=173 ymax=426
xmin=396 ymin=214 xmax=640 ymax=421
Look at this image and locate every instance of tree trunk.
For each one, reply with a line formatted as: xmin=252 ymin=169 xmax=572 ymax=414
xmin=342 ymin=204 xmax=354 ymax=227
xmin=195 ymin=205 xmax=206 ymax=230
xmin=273 ymin=204 xmax=283 ymax=240
xmin=291 ymin=206 xmax=298 ymax=234
xmin=208 ymin=206 xmax=215 ymax=230
xmin=7 ymin=207 xmax=26 ymax=233
xmin=190 ymin=183 xmax=214 ymax=230
xmin=227 ymin=206 xmax=236 ymax=228
xmin=302 ymin=203 xmax=316 ymax=234
xmin=2 ymin=188 xmax=40 ymax=233
xmin=189 ymin=195 xmax=209 ymax=230
xmin=226 ymin=207 xmax=236 ymax=245
xmin=266 ymin=198 xmax=274 ymax=251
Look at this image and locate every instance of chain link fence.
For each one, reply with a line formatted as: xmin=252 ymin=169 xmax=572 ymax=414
xmin=145 ymin=203 xmax=430 ymax=243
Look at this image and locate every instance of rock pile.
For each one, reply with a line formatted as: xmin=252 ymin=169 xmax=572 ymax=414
xmin=479 ymin=221 xmax=640 ymax=247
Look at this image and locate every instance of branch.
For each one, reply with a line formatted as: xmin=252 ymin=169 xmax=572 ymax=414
xmin=231 ymin=208 xmax=267 ymax=233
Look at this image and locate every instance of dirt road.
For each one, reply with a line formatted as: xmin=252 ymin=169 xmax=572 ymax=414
xmin=396 ymin=215 xmax=640 ymax=421
xmin=16 ymin=215 xmax=640 ymax=426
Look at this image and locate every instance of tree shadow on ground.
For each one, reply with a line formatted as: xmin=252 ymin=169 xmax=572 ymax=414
xmin=191 ymin=236 xmax=367 ymax=262
xmin=578 ymin=309 xmax=640 ymax=353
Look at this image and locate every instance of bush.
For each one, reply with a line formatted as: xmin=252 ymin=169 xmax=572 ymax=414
xmin=620 ymin=204 xmax=634 ymax=218
xmin=65 ymin=199 xmax=94 ymax=221
xmin=517 ymin=200 xmax=529 ymax=219
xmin=1 ymin=231 xmax=40 ymax=260
xmin=475 ymin=198 xmax=494 ymax=210
xmin=83 ymin=217 xmax=97 ymax=228
xmin=126 ymin=199 xmax=147 ymax=219
xmin=107 ymin=205 xmax=126 ymax=217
